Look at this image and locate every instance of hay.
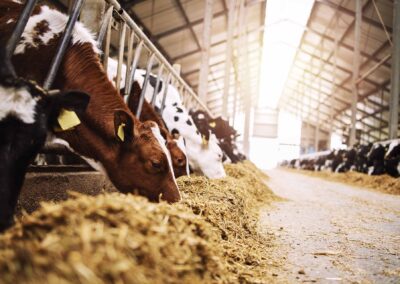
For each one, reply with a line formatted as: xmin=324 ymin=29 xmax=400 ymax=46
xmin=287 ymin=169 xmax=400 ymax=195
xmin=0 ymin=161 xmax=276 ymax=284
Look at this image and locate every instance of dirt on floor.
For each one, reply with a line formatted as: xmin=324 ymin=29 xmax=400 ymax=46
xmin=283 ymin=168 xmax=400 ymax=195
xmin=261 ymin=169 xmax=400 ymax=283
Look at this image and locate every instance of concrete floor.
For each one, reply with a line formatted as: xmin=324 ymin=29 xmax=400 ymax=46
xmin=261 ymin=169 xmax=400 ymax=283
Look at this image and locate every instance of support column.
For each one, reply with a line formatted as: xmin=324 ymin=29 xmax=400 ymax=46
xmin=80 ymin=0 xmax=105 ymax=34
xmin=222 ymin=0 xmax=237 ymax=118
xmin=389 ymin=0 xmax=400 ymax=139
xmin=197 ymin=0 xmax=214 ymax=103
xmin=240 ymin=1 xmax=251 ymax=156
xmin=350 ymin=0 xmax=362 ymax=146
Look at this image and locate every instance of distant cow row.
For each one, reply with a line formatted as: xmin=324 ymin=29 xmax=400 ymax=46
xmin=281 ymin=141 xmax=400 ymax=178
xmin=0 ymin=1 xmax=245 ymax=232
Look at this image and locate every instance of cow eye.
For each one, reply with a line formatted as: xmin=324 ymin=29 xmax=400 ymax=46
xmin=151 ymin=160 xmax=162 ymax=169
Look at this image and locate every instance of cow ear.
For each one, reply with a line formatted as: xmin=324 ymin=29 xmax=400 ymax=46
xmin=114 ymin=109 xmax=134 ymax=143
xmin=48 ymin=90 xmax=90 ymax=126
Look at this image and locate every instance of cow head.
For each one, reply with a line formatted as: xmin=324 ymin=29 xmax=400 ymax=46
xmin=92 ymin=111 xmax=181 ymax=203
xmin=187 ymin=132 xmax=226 ymax=179
xmin=0 ymin=77 xmax=89 ymax=232
xmin=126 ymin=81 xmax=188 ymax=178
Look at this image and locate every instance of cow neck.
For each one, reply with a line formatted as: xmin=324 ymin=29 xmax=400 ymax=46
xmin=60 ymin=43 xmax=132 ymax=137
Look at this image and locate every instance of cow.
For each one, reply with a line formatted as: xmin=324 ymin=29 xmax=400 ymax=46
xmin=128 ymin=81 xmax=189 ymax=177
xmin=107 ymin=59 xmax=226 ymax=179
xmin=1 ymin=1 xmax=181 ymax=204
xmin=0 ymin=27 xmax=90 ymax=232
xmin=384 ymin=141 xmax=400 ymax=178
xmin=189 ymin=109 xmax=246 ymax=163
xmin=336 ymin=147 xmax=357 ymax=173
xmin=367 ymin=143 xmax=387 ymax=175
xmin=106 ymin=59 xmax=189 ymax=178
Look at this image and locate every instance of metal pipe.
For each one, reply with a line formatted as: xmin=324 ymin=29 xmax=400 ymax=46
xmin=103 ymin=0 xmax=213 ymax=117
xmin=102 ymin=10 xmax=112 ymax=71
xmin=43 ymin=0 xmax=85 ymax=90
xmin=96 ymin=6 xmax=113 ymax=46
xmin=2 ymin=0 xmax=38 ymax=77
xmin=356 ymin=53 xmax=391 ymax=85
xmin=389 ymin=0 xmax=400 ymax=139
xmin=160 ymin=72 xmax=172 ymax=115
xmin=136 ymin=53 xmax=156 ymax=118
xmin=124 ymin=29 xmax=135 ymax=95
xmin=125 ymin=40 xmax=144 ymax=95
xmin=349 ymin=0 xmax=362 ymax=146
xmin=151 ymin=64 xmax=164 ymax=106
xmin=116 ymin=21 xmax=126 ymax=91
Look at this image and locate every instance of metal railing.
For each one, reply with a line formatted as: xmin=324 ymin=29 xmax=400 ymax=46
xmin=98 ymin=0 xmax=214 ymax=118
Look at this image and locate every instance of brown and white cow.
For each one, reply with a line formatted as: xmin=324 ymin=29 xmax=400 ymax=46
xmin=0 ymin=1 xmax=180 ymax=202
xmin=128 ymin=81 xmax=189 ymax=178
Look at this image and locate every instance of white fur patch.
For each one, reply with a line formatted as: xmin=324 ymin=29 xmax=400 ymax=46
xmin=50 ymin=137 xmax=106 ymax=174
xmin=150 ymin=126 xmax=178 ymax=187
xmin=385 ymin=141 xmax=399 ymax=158
xmin=6 ymin=19 xmax=14 ymax=24
xmin=0 ymin=85 xmax=37 ymax=123
xmin=15 ymin=5 xmax=99 ymax=55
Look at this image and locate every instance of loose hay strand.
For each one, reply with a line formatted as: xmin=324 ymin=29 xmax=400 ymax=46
xmin=0 ymin=161 xmax=277 ymax=284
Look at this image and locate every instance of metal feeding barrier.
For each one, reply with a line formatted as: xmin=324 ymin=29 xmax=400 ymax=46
xmin=8 ymin=0 xmax=213 ymax=170
xmin=98 ymin=0 xmax=213 ymax=119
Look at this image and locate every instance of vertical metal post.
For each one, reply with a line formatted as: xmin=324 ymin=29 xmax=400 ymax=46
xmin=43 ymin=0 xmax=85 ymax=89
xmin=137 ymin=53 xmax=156 ymax=118
xmin=197 ymin=0 xmax=214 ymax=102
xmin=389 ymin=0 xmax=400 ymax=139
xmin=126 ymin=40 xmax=144 ymax=95
xmin=242 ymin=3 xmax=251 ymax=157
xmin=350 ymin=0 xmax=362 ymax=146
xmin=151 ymin=64 xmax=164 ymax=106
xmin=80 ymin=0 xmax=105 ymax=34
xmin=222 ymin=0 xmax=236 ymax=118
xmin=116 ymin=22 xmax=126 ymax=91
xmin=102 ymin=13 xmax=112 ymax=72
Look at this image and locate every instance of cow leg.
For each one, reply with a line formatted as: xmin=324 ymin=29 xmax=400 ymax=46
xmin=0 ymin=166 xmax=26 ymax=232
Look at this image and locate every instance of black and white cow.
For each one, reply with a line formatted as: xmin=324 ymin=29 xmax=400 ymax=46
xmin=0 ymin=75 xmax=89 ymax=232
xmin=384 ymin=141 xmax=400 ymax=178
xmin=189 ymin=109 xmax=246 ymax=163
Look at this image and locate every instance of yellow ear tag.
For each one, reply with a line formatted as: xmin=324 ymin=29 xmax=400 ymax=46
xmin=209 ymin=121 xmax=216 ymax=128
xmin=57 ymin=109 xmax=81 ymax=131
xmin=201 ymin=135 xmax=208 ymax=146
xmin=117 ymin=123 xmax=126 ymax=142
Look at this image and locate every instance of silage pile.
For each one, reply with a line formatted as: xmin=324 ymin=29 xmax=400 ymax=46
xmin=0 ymin=161 xmax=276 ymax=284
xmin=291 ymin=169 xmax=400 ymax=195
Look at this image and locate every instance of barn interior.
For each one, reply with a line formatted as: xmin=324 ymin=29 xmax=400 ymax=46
xmin=0 ymin=0 xmax=399 ymax=283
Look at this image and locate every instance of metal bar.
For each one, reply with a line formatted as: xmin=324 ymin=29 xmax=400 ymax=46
xmin=116 ymin=21 xmax=127 ymax=91
xmin=103 ymin=0 xmax=213 ymax=117
xmin=124 ymin=28 xmax=135 ymax=96
xmin=372 ymin=0 xmax=392 ymax=46
xmin=356 ymin=53 xmax=391 ymax=84
xmin=96 ymin=5 xmax=113 ymax=46
xmin=389 ymin=0 xmax=400 ymax=139
xmin=136 ymin=53 xmax=156 ymax=118
xmin=102 ymin=10 xmax=112 ymax=71
xmin=3 ymin=0 xmax=38 ymax=77
xmin=349 ymin=0 xmax=362 ymax=146
xmin=160 ymin=72 xmax=172 ymax=115
xmin=222 ymin=0 xmax=236 ymax=118
xmin=151 ymin=64 xmax=164 ymax=106
xmin=43 ymin=0 xmax=85 ymax=90
xmin=197 ymin=0 xmax=214 ymax=102
xmin=126 ymin=40 xmax=144 ymax=95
